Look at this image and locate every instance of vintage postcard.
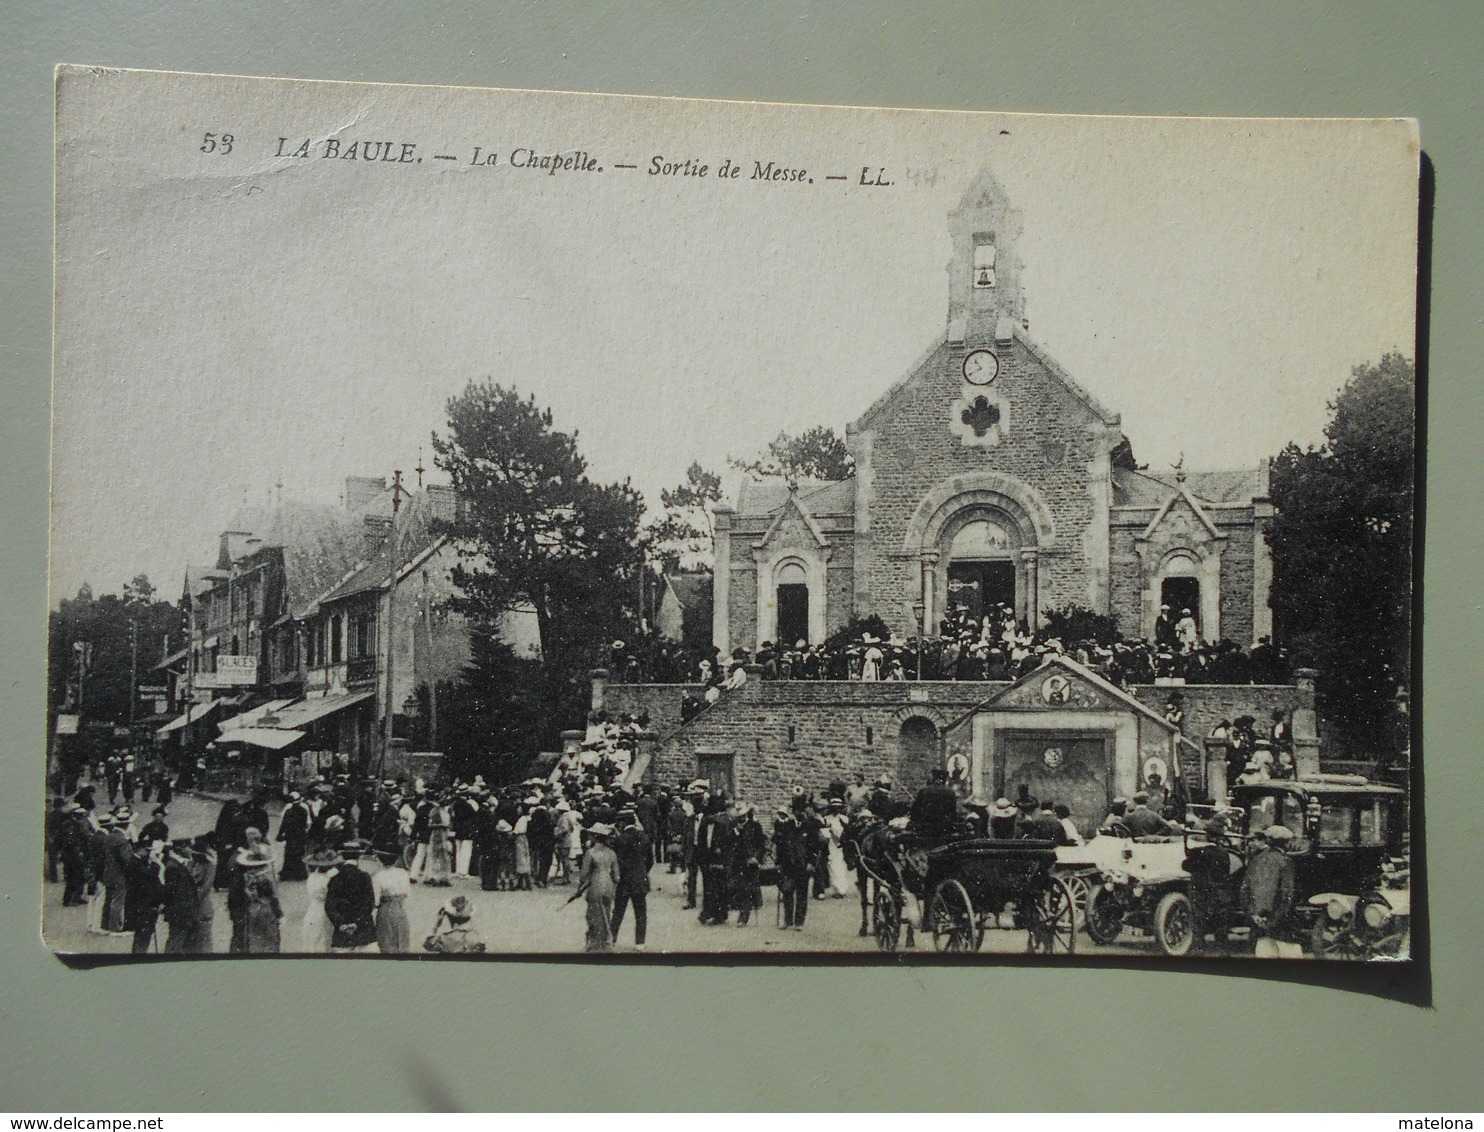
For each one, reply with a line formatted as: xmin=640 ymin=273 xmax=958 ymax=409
xmin=47 ymin=67 xmax=1418 ymax=962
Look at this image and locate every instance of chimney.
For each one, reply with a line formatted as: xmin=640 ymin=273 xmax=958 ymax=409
xmin=426 ymin=484 xmax=458 ymax=525
xmin=363 ymin=514 xmax=392 ymax=559
xmin=345 ymin=476 xmax=387 ymax=514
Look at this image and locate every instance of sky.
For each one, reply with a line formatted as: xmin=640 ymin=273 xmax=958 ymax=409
xmin=50 ymin=70 xmax=1419 ymax=601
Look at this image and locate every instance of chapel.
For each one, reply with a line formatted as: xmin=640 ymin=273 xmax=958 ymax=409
xmin=712 ymin=168 xmax=1274 ymax=656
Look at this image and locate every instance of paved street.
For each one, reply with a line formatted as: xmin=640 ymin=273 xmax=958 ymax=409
xmin=43 ymin=790 xmax=1185 ymax=959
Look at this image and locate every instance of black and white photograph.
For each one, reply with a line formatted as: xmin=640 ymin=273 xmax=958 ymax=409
xmin=45 ymin=67 xmax=1419 ymax=962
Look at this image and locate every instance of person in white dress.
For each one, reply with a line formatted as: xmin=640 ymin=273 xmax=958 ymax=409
xmin=298 ymin=851 xmax=339 ymax=953
xmin=859 ymin=635 xmax=884 ymax=682
xmin=823 ymin=800 xmax=852 ymax=897
xmin=373 ymin=853 xmax=412 ymax=953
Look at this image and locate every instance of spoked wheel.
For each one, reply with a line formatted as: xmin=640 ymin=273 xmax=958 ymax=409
xmin=1084 ymin=885 xmax=1124 ymax=946
xmin=1027 ymin=877 xmax=1078 ymax=955
xmin=1063 ymin=873 xmax=1093 ymax=930
xmin=874 ymin=888 xmax=902 ymax=953
xmin=1153 ymin=890 xmax=1196 ymax=957
xmin=1309 ymin=915 xmax=1359 ymax=961
xmin=929 ymin=879 xmax=980 ymax=953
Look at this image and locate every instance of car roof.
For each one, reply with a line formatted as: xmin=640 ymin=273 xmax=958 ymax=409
xmin=1232 ymin=778 xmax=1406 ymax=799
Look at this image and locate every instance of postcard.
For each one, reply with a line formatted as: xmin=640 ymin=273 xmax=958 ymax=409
xmin=47 ymin=67 xmax=1418 ymax=962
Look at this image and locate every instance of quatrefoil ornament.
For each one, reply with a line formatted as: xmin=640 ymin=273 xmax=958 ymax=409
xmin=948 ymin=389 xmax=1010 ymax=448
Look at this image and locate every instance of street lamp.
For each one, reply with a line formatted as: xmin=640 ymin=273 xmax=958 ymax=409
xmin=912 ymin=601 xmax=926 ymax=681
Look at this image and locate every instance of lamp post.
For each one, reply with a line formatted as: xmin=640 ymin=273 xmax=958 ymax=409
xmin=912 ymin=601 xmax=926 ymax=681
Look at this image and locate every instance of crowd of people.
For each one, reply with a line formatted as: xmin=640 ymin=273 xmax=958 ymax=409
xmin=610 ymin=604 xmax=1291 ymax=709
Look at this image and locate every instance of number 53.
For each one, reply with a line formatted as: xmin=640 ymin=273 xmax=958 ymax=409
xmin=200 ymin=132 xmax=234 ymax=155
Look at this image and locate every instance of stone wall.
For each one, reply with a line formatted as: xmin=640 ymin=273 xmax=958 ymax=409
xmin=606 ymin=675 xmax=1313 ymax=818
xmin=855 ymin=337 xmax=1109 ymax=632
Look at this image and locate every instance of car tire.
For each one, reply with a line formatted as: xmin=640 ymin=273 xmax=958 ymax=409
xmin=1153 ymin=890 xmax=1196 ymax=957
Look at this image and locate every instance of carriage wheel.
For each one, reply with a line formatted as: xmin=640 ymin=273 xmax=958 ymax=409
xmin=874 ymin=888 xmax=902 ymax=953
xmin=1027 ymin=877 xmax=1078 ymax=955
xmin=929 ymin=879 xmax=980 ymax=953
xmin=1064 ymin=874 xmax=1093 ymax=930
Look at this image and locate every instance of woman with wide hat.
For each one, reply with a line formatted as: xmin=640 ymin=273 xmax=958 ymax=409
xmin=298 ymin=848 xmax=341 ymax=952
xmin=233 ymin=837 xmax=282 ymax=953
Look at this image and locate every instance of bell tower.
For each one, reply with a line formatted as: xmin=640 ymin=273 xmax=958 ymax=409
xmin=946 ymin=167 xmax=1025 ymax=347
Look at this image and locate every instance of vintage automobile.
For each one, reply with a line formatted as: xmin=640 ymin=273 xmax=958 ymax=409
xmin=1084 ymin=774 xmax=1408 ymax=958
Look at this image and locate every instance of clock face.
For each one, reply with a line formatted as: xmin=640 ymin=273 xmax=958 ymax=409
xmin=962 ymin=349 xmax=999 ymax=386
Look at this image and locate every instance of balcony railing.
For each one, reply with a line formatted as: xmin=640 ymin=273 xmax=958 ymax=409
xmin=346 ymin=655 xmax=378 ymax=686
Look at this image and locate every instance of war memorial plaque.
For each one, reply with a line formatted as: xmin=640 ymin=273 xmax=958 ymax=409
xmin=46 ymin=68 xmax=1419 ymax=964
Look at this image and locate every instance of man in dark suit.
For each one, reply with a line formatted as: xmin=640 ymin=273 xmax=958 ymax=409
xmin=1124 ymin=792 xmax=1175 ymax=838
xmin=324 ymin=843 xmax=377 ymax=949
xmin=695 ymin=793 xmax=735 ymax=925
xmin=772 ymin=802 xmax=814 ymax=930
xmin=910 ymin=768 xmax=960 ymax=838
xmin=610 ymin=809 xmax=653 ymax=947
xmin=123 ymin=840 xmax=168 ymax=953
xmin=162 ymin=840 xmax=201 ymax=952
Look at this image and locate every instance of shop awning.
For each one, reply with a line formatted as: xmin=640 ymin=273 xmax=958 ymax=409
xmin=262 ymin=691 xmax=375 ymax=729
xmin=219 ymin=698 xmax=296 ymax=734
xmin=155 ymin=700 xmax=220 ymax=736
xmin=215 ymin=726 xmax=306 ymax=751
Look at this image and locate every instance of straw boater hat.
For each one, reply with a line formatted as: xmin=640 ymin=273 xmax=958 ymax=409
xmin=989 ymin=798 xmax=1018 ymax=819
xmin=1261 ymin=824 xmax=1295 ymax=843
xmin=588 ymin=823 xmax=615 ymax=840
xmin=234 ymin=842 xmax=274 ymax=869
xmin=305 ymin=849 xmax=342 ymax=871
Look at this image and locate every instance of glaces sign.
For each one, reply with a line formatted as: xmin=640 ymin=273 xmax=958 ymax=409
xmin=213 ymin=656 xmax=259 ymax=685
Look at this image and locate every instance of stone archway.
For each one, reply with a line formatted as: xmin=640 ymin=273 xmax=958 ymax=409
xmin=896 ymin=715 xmax=941 ymax=790
xmin=901 ymin=471 xmax=1054 ymax=631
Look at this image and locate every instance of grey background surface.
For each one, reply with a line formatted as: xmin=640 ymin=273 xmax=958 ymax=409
xmin=2 ymin=1 xmax=1479 ymax=1113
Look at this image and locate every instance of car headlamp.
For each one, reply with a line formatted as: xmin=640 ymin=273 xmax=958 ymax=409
xmin=1326 ymin=898 xmax=1348 ymax=921
xmin=1362 ymin=899 xmax=1390 ymax=929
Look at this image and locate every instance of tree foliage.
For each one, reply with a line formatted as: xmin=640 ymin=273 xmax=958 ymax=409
xmin=431 ymin=382 xmax=647 ymax=746
xmin=731 ymin=425 xmax=854 ymax=481
xmin=646 ymin=461 xmax=721 ymax=572
xmin=48 ymin=577 xmax=184 ymax=726
xmin=1268 ymin=352 xmax=1415 ymax=757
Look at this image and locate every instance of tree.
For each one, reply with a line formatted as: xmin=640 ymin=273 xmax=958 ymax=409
xmin=1268 ymin=353 xmax=1415 ymax=759
xmin=421 ymin=632 xmax=548 ymax=784
xmin=646 ymin=461 xmax=721 ymax=572
xmin=731 ymin=425 xmax=854 ymax=481
xmin=48 ymin=576 xmax=184 ymax=726
xmin=431 ymin=382 xmax=648 ymax=742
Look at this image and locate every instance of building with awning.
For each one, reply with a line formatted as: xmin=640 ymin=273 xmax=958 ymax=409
xmin=214 ymin=726 xmax=306 ymax=750
xmin=262 ymin=691 xmax=376 ymax=730
xmin=155 ymin=700 xmax=221 ymax=736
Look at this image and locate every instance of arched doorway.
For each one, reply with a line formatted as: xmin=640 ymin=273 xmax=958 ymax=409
xmin=944 ymin=516 xmax=1019 ymax=625
xmin=776 ymin=559 xmax=810 ymax=647
xmin=897 ymin=716 xmax=940 ymax=788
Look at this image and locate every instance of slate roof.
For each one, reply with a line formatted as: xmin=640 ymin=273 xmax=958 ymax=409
xmin=664 ymin=574 xmax=711 ymax=612
xmin=1112 ymin=466 xmax=1263 ymax=508
xmin=733 ymin=477 xmax=856 ymax=519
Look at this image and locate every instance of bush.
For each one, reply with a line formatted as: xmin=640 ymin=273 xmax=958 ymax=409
xmin=1041 ymin=604 xmax=1120 ymax=646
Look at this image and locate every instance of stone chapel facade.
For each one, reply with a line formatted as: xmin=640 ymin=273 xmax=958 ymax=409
xmin=713 ymin=168 xmax=1274 ymax=656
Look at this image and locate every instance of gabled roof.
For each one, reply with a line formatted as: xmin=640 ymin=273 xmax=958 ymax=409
xmin=753 ymin=487 xmax=831 ymax=549
xmin=734 ymin=476 xmax=855 ymax=519
xmin=849 ymin=325 xmax=1122 ymax=436
xmin=1112 ymin=466 xmax=1263 ymax=507
xmin=944 ymin=653 xmax=1181 ymax=736
xmin=663 ymin=574 xmax=710 ymax=612
xmin=1140 ymin=485 xmax=1223 ymax=542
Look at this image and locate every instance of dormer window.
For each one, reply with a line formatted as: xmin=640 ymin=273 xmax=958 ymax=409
xmin=974 ymin=241 xmax=996 ymax=288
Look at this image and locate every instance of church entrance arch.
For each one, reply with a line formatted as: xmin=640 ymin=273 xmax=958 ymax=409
xmin=902 ymin=471 xmax=1054 ymax=635
xmin=944 ymin=515 xmax=1020 ymax=626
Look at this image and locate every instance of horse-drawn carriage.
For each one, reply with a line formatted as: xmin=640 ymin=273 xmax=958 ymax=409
xmin=855 ymin=825 xmax=1078 ymax=955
